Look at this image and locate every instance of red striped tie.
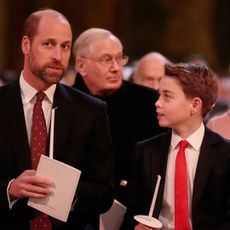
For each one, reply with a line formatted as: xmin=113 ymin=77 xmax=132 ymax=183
xmin=30 ymin=91 xmax=52 ymax=230
xmin=175 ymin=140 xmax=191 ymax=230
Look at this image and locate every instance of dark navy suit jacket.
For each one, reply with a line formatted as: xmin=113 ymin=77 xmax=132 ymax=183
xmin=0 ymin=80 xmax=114 ymax=230
xmin=122 ymin=129 xmax=230 ymax=230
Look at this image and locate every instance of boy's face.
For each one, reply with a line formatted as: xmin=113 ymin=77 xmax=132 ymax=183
xmin=155 ymin=76 xmax=194 ymax=129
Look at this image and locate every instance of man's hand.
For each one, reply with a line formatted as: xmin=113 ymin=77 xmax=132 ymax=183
xmin=8 ymin=170 xmax=53 ymax=201
xmin=135 ymin=223 xmax=160 ymax=230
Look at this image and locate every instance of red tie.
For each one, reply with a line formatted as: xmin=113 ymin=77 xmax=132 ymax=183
xmin=175 ymin=140 xmax=191 ymax=230
xmin=30 ymin=91 xmax=52 ymax=230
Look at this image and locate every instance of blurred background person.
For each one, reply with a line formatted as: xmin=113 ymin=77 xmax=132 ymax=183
xmin=130 ymin=52 xmax=171 ymax=90
xmin=184 ymin=53 xmax=209 ymax=66
xmin=207 ymin=109 xmax=230 ymax=140
xmin=207 ymin=70 xmax=230 ymax=139
xmin=73 ymin=28 xmax=167 ymax=207
xmin=60 ymin=65 xmax=76 ymax=86
xmin=0 ymin=69 xmax=18 ymax=86
xmin=204 ymin=76 xmax=229 ymax=122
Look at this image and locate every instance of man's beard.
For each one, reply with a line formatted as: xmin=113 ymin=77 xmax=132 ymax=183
xmin=28 ymin=52 xmax=66 ymax=85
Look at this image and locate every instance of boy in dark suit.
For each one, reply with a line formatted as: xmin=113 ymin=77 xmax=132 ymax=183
xmin=122 ymin=63 xmax=230 ymax=230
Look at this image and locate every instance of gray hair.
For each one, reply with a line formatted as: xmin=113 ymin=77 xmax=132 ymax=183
xmin=73 ymin=28 xmax=118 ymax=57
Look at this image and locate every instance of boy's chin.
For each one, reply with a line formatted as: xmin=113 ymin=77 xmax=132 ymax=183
xmin=158 ymin=121 xmax=170 ymax=128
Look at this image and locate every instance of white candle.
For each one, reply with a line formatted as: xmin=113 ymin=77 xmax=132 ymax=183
xmin=148 ymin=175 xmax=161 ymax=219
xmin=49 ymin=108 xmax=56 ymax=159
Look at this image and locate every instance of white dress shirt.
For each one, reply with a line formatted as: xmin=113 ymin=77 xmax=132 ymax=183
xmin=159 ymin=123 xmax=205 ymax=230
xmin=20 ymin=73 xmax=56 ymax=144
xmin=7 ymin=72 xmax=56 ymax=208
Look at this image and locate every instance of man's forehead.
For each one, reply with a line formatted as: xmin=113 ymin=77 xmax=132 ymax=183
xmin=92 ymin=35 xmax=121 ymax=46
xmin=89 ymin=37 xmax=122 ymax=55
xmin=36 ymin=16 xmax=72 ymax=40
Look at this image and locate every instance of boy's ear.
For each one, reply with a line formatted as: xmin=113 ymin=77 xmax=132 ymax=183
xmin=190 ymin=97 xmax=202 ymax=114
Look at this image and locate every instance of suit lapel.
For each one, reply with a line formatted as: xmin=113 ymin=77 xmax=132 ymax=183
xmin=2 ymin=81 xmax=31 ymax=172
xmin=51 ymin=84 xmax=75 ymax=161
xmin=152 ymin=132 xmax=172 ymax=216
xmin=1 ymin=82 xmax=78 ymax=170
xmin=192 ymin=128 xmax=217 ymax=209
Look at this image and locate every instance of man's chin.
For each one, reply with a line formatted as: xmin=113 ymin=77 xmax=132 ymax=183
xmin=43 ymin=73 xmax=63 ymax=85
xmin=102 ymin=84 xmax=121 ymax=95
xmin=109 ymin=79 xmax=122 ymax=88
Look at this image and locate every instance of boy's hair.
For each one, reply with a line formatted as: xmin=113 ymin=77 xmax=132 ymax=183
xmin=165 ymin=63 xmax=218 ymax=117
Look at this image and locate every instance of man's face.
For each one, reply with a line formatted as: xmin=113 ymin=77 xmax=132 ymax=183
xmin=155 ymin=76 xmax=194 ymax=130
xmin=78 ymin=36 xmax=124 ymax=96
xmin=134 ymin=60 xmax=164 ymax=90
xmin=23 ymin=16 xmax=72 ymax=89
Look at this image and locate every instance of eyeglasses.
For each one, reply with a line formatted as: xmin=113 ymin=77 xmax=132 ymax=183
xmin=81 ymin=54 xmax=129 ymax=67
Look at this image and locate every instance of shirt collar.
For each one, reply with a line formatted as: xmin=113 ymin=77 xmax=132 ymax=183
xmin=171 ymin=123 xmax=205 ymax=151
xmin=20 ymin=72 xmax=56 ymax=104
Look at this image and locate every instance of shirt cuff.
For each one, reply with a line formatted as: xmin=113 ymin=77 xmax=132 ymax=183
xmin=7 ymin=179 xmax=19 ymax=209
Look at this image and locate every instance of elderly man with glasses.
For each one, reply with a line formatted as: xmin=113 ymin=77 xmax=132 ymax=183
xmin=72 ymin=28 xmax=167 ymax=208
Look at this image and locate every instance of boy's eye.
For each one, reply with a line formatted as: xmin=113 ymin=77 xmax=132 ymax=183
xmin=164 ymin=94 xmax=171 ymax=100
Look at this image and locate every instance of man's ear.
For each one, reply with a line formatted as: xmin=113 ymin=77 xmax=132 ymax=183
xmin=75 ymin=57 xmax=87 ymax=77
xmin=190 ymin=97 xmax=202 ymax=114
xmin=21 ymin=36 xmax=31 ymax=55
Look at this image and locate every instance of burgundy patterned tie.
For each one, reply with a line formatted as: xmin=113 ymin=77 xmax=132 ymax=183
xmin=175 ymin=140 xmax=191 ymax=230
xmin=30 ymin=91 xmax=52 ymax=230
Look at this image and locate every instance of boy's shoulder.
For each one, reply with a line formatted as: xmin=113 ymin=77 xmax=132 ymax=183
xmin=137 ymin=130 xmax=171 ymax=148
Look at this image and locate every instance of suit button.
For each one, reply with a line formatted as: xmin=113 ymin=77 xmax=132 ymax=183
xmin=120 ymin=179 xmax=128 ymax=187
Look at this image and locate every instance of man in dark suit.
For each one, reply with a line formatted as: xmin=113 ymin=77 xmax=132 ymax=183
xmin=0 ymin=9 xmax=113 ymax=230
xmin=122 ymin=63 xmax=230 ymax=229
xmin=72 ymin=28 xmax=167 ymax=206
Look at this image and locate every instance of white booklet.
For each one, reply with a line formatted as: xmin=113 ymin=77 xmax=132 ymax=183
xmin=100 ymin=199 xmax=127 ymax=230
xmin=28 ymin=155 xmax=81 ymax=222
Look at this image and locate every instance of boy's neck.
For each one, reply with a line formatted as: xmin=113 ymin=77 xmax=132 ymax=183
xmin=174 ymin=119 xmax=203 ymax=139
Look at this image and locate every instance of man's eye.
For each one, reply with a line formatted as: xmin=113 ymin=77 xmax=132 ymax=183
xmin=62 ymin=44 xmax=71 ymax=50
xmin=102 ymin=57 xmax=112 ymax=63
xmin=43 ymin=42 xmax=52 ymax=47
xmin=116 ymin=56 xmax=122 ymax=62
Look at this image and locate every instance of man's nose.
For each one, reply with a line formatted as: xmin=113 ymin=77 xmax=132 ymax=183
xmin=110 ymin=59 xmax=122 ymax=71
xmin=52 ymin=47 xmax=62 ymax=60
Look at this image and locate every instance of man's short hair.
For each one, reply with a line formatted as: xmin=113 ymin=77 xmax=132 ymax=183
xmin=73 ymin=28 xmax=118 ymax=58
xmin=22 ymin=9 xmax=69 ymax=41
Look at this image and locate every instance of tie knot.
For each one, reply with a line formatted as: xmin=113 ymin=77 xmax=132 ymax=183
xmin=179 ymin=140 xmax=189 ymax=151
xmin=36 ymin=91 xmax=46 ymax=103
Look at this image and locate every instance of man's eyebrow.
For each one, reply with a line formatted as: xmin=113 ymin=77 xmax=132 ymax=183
xmin=42 ymin=38 xmax=56 ymax=43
